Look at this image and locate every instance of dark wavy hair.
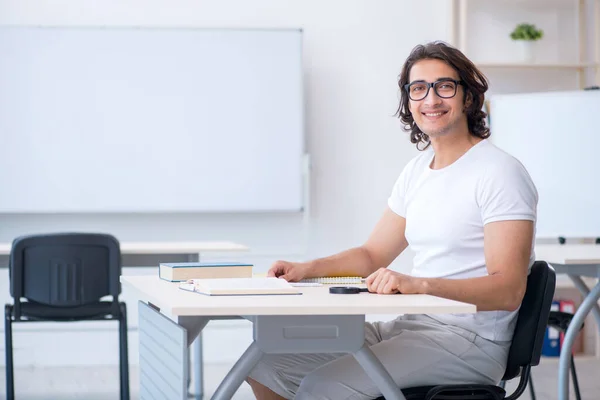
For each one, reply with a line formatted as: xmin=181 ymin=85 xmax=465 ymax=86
xmin=396 ymin=41 xmax=490 ymax=150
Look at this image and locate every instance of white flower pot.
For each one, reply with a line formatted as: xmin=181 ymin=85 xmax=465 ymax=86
xmin=517 ymin=40 xmax=535 ymax=63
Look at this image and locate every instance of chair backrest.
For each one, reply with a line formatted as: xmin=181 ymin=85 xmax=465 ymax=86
xmin=9 ymin=233 xmax=121 ymax=316
xmin=502 ymin=260 xmax=556 ymax=380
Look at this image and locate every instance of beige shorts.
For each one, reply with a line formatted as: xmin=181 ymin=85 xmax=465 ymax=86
xmin=248 ymin=314 xmax=510 ymax=400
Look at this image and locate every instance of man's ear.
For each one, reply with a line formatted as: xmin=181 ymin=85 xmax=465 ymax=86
xmin=464 ymin=91 xmax=473 ymax=110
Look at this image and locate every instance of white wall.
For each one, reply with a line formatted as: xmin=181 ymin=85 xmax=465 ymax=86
xmin=0 ymin=0 xmax=449 ymax=367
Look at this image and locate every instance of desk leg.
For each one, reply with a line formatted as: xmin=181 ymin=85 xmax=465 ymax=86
xmin=558 ymin=282 xmax=600 ymax=400
xmin=193 ymin=334 xmax=203 ymax=400
xmin=353 ymin=345 xmax=406 ymax=400
xmin=182 ymin=316 xmax=242 ymax=399
xmin=568 ymin=274 xmax=600 ymax=330
xmin=178 ymin=316 xmax=208 ymax=399
xmin=212 ymin=342 xmax=263 ymax=400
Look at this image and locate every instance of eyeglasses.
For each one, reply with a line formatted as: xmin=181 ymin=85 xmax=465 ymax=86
xmin=404 ymin=79 xmax=463 ymax=101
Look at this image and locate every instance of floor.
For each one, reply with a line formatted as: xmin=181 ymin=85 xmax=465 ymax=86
xmin=1 ymin=356 xmax=599 ymax=399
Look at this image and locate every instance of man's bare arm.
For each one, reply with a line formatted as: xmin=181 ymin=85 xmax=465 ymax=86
xmin=304 ymin=207 xmax=408 ymax=279
xmin=409 ymin=220 xmax=533 ymax=311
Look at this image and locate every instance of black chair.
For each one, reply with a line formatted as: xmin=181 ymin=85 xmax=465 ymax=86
xmin=527 ymin=311 xmax=583 ymax=400
xmin=4 ymin=233 xmax=130 ymax=400
xmin=376 ymin=260 xmax=556 ymax=400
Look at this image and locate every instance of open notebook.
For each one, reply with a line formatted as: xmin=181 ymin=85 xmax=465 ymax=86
xmin=179 ymin=277 xmax=302 ymax=296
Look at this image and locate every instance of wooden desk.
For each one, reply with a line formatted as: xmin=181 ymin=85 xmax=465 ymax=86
xmin=121 ymin=275 xmax=476 ymax=400
xmin=535 ymin=244 xmax=600 ymax=400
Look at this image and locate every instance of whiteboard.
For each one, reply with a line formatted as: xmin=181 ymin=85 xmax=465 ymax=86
xmin=490 ymin=90 xmax=600 ymax=239
xmin=0 ymin=27 xmax=304 ymax=213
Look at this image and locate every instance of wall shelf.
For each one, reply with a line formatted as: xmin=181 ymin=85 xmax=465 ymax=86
xmin=450 ymin=0 xmax=600 ymax=89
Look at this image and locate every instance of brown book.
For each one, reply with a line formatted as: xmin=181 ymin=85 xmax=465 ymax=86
xmin=159 ymin=262 xmax=253 ymax=282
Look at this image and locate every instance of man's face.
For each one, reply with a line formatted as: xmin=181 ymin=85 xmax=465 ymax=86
xmin=407 ymin=59 xmax=469 ymax=138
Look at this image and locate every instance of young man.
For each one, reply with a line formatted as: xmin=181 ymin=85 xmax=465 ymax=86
xmin=247 ymin=41 xmax=538 ymax=400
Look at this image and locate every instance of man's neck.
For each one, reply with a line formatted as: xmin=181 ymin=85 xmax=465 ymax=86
xmin=429 ymin=132 xmax=483 ymax=170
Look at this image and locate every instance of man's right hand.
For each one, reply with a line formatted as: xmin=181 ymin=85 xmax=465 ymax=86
xmin=267 ymin=260 xmax=309 ymax=282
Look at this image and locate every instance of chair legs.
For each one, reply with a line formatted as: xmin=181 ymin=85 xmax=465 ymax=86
xmin=4 ymin=302 xmax=129 ymax=400
xmin=527 ymin=373 xmax=536 ymax=400
xmin=5 ymin=305 xmax=14 ymax=400
xmin=528 ymin=355 xmax=582 ymax=400
xmin=119 ymin=302 xmax=130 ymax=400
xmin=570 ymin=354 xmax=582 ymax=400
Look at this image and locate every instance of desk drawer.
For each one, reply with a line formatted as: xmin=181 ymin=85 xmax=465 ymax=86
xmin=254 ymin=315 xmax=365 ymax=353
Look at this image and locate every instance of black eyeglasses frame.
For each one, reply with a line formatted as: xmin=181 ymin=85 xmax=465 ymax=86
xmin=403 ymin=79 xmax=464 ymax=101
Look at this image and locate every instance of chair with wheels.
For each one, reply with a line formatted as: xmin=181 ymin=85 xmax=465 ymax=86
xmin=4 ymin=233 xmax=130 ymax=400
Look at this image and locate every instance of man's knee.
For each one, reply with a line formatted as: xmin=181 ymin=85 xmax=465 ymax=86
xmin=296 ymin=371 xmax=359 ymax=400
xmin=296 ymin=371 xmax=328 ymax=400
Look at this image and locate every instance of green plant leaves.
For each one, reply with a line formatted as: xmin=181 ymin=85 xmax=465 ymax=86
xmin=510 ymin=23 xmax=544 ymax=41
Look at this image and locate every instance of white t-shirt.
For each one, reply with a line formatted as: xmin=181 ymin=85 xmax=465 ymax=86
xmin=387 ymin=139 xmax=538 ymax=342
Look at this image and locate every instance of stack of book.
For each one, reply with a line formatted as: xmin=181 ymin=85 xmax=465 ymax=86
xmin=159 ymin=261 xmax=253 ymax=282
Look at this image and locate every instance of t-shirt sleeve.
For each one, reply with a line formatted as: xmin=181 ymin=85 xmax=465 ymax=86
xmin=387 ymin=167 xmax=409 ymax=217
xmin=477 ymin=158 xmax=538 ymax=225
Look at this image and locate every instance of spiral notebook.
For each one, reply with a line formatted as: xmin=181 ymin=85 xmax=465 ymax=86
xmin=300 ymin=276 xmax=365 ymax=284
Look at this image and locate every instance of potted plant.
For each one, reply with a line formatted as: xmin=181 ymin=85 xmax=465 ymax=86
xmin=510 ymin=23 xmax=544 ymax=62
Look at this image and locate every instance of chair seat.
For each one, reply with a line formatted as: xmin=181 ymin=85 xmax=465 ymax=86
xmin=15 ymin=300 xmax=118 ymax=321
xmin=402 ymin=385 xmax=434 ymax=399
xmin=374 ymin=384 xmax=506 ymax=400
